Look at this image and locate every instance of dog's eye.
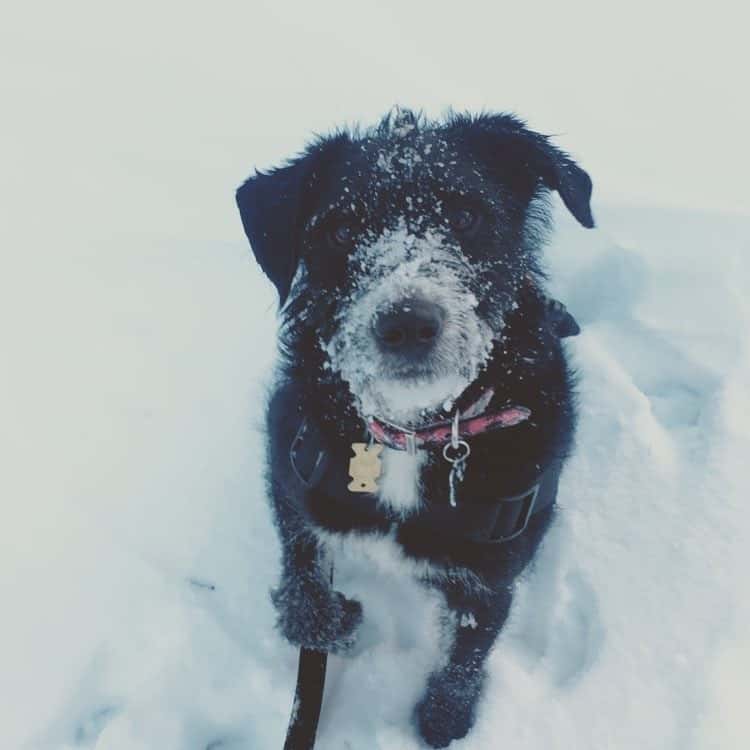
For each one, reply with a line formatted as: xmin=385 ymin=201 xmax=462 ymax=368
xmin=448 ymin=207 xmax=479 ymax=234
xmin=328 ymin=222 xmax=356 ymax=249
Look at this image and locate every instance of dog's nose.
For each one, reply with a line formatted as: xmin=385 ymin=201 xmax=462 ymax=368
xmin=372 ymin=299 xmax=445 ymax=353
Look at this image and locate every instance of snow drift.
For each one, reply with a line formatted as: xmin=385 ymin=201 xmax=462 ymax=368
xmin=3 ymin=201 xmax=748 ymax=749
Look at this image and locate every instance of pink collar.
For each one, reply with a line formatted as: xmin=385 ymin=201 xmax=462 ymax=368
xmin=367 ymin=389 xmax=531 ymax=452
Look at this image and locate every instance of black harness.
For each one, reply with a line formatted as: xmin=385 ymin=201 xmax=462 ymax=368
xmin=289 ymin=415 xmax=561 ymax=546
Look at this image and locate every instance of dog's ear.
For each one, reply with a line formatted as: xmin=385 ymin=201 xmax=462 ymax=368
xmin=236 ymin=135 xmax=346 ymax=303
xmin=458 ymin=113 xmax=595 ymax=229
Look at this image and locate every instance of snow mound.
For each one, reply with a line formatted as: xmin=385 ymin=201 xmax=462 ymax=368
xmin=3 ymin=204 xmax=749 ymax=750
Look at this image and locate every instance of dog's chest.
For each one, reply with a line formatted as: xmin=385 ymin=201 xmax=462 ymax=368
xmin=376 ymin=447 xmax=426 ymax=514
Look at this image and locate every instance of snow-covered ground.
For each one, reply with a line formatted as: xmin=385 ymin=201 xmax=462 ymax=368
xmin=2 ymin=3 xmax=749 ymax=749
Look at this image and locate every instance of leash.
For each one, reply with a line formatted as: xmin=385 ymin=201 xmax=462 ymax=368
xmin=283 ymin=648 xmax=328 ymax=750
xmin=283 ymin=562 xmax=334 ymax=750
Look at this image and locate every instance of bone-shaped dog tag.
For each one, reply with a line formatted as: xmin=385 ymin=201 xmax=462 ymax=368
xmin=348 ymin=443 xmax=383 ymax=493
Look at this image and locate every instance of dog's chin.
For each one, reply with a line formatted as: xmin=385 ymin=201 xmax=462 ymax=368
xmin=355 ymin=372 xmax=473 ymax=426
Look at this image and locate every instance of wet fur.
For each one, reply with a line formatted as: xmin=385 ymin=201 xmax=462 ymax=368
xmin=236 ymin=109 xmax=593 ymax=747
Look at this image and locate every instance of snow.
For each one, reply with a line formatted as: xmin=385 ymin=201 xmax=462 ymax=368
xmin=5 ymin=207 xmax=748 ymax=750
xmin=2 ymin=3 xmax=750 ymax=749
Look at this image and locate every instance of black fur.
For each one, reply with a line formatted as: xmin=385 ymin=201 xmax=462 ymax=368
xmin=236 ymin=109 xmax=593 ymax=747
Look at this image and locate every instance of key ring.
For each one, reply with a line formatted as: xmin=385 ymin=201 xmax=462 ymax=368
xmin=445 ymin=408 xmax=470 ymax=462
xmin=443 ymin=439 xmax=470 ymax=463
xmin=445 ymin=409 xmax=470 ymax=506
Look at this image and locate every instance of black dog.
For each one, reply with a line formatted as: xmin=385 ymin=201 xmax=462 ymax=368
xmin=236 ymin=109 xmax=593 ymax=747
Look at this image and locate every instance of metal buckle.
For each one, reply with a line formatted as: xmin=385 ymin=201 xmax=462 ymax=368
xmin=404 ymin=431 xmax=417 ymax=456
xmin=489 ymin=483 xmax=541 ymax=543
xmin=371 ymin=415 xmax=418 ymax=455
xmin=289 ymin=419 xmax=328 ymax=489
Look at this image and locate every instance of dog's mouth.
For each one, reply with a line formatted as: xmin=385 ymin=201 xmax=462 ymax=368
xmin=366 ymin=372 xmax=477 ymax=420
xmin=326 ymin=326 xmax=496 ymax=425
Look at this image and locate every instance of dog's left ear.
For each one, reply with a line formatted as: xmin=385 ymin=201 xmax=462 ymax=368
xmin=236 ymin=135 xmax=346 ymax=304
xmin=460 ymin=114 xmax=595 ymax=229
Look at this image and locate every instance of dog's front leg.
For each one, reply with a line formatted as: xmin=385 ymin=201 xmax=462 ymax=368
xmin=415 ymin=583 xmax=512 ymax=748
xmin=269 ymin=498 xmax=362 ymax=653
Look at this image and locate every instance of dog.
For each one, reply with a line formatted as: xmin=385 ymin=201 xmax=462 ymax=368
xmin=236 ymin=108 xmax=593 ymax=747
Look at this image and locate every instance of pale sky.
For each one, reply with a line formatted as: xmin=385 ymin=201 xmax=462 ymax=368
xmin=1 ymin=0 xmax=748 ymax=252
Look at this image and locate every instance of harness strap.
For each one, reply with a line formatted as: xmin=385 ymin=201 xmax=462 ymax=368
xmin=289 ymin=416 xmax=560 ymax=546
xmin=457 ymin=461 xmax=560 ymax=544
xmin=290 ymin=418 xmax=329 ymax=489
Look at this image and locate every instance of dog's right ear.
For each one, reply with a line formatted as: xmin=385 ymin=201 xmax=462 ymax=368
xmin=236 ymin=135 xmax=346 ymax=304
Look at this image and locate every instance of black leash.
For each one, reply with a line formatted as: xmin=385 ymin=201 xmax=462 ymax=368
xmin=283 ymin=562 xmax=334 ymax=750
xmin=283 ymin=647 xmax=328 ymax=750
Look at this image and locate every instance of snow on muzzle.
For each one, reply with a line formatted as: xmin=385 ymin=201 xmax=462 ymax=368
xmin=324 ymin=227 xmax=495 ymax=422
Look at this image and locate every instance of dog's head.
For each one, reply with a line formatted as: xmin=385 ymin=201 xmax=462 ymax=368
xmin=237 ymin=110 xmax=593 ymax=424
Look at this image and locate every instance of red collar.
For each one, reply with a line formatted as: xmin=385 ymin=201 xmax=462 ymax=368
xmin=367 ymin=389 xmax=531 ymax=452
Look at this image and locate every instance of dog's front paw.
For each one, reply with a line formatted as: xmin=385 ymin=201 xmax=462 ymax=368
xmin=271 ymin=576 xmax=362 ymax=654
xmin=414 ymin=666 xmax=485 ymax=748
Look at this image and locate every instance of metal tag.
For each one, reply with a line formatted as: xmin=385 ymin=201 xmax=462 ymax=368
xmin=348 ymin=443 xmax=383 ymax=493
